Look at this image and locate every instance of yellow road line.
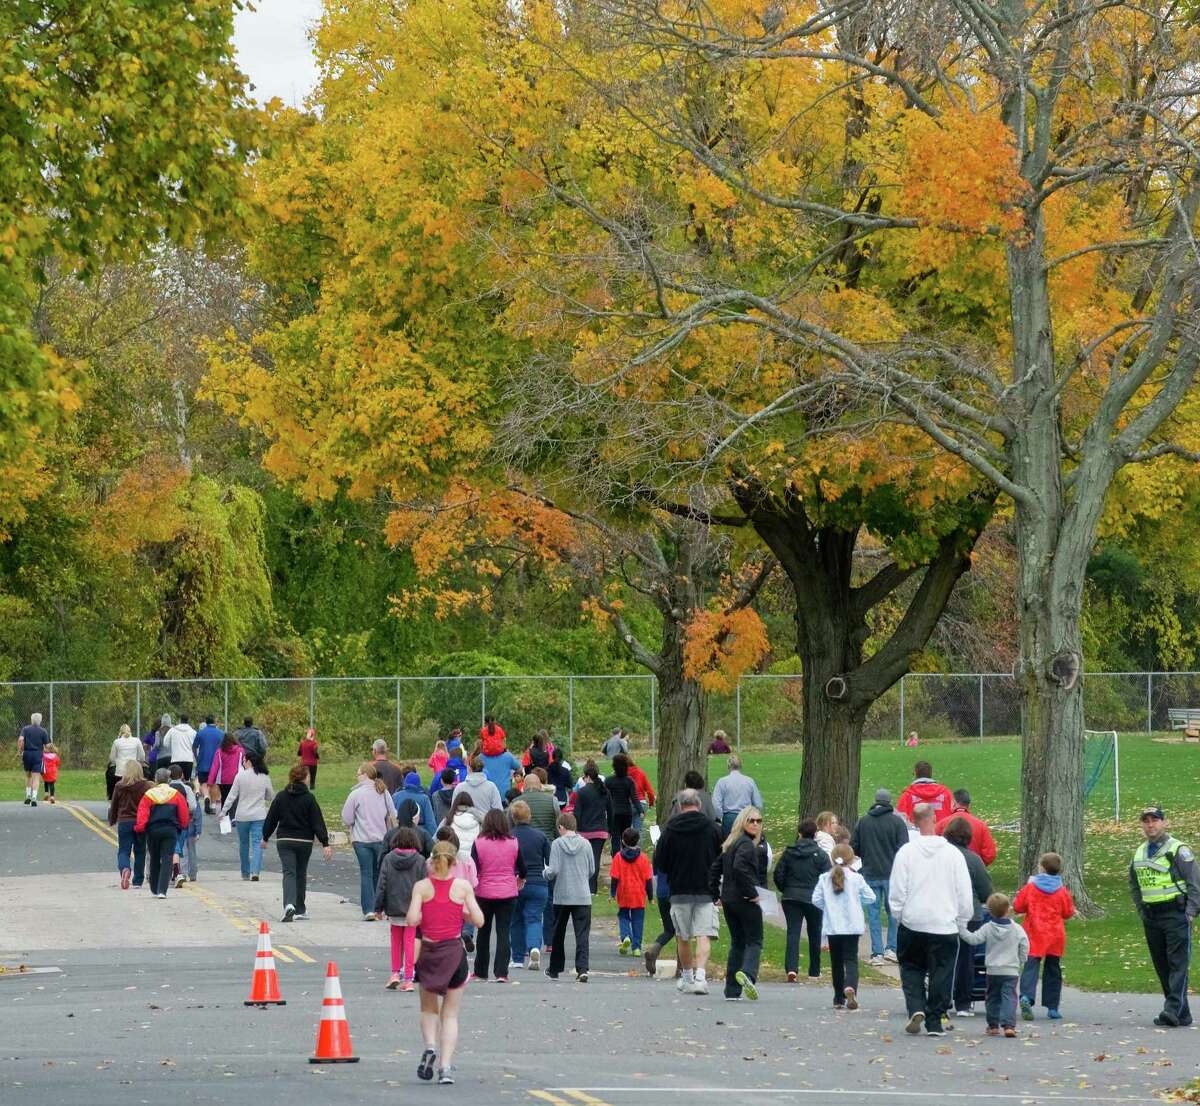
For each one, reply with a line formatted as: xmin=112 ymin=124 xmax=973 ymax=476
xmin=66 ymin=802 xmax=117 ymax=840
xmin=279 ymin=944 xmax=316 ymax=963
xmin=562 ymin=1093 xmax=614 ymax=1106
xmin=64 ymin=803 xmax=118 ymax=846
xmin=530 ymin=1093 xmax=580 ymax=1106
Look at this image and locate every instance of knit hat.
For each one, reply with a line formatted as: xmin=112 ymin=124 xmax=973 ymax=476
xmin=447 ymin=737 xmax=461 ymax=751
xmin=875 ymin=788 xmax=892 ymax=805
xmin=403 ymin=771 xmax=421 ymax=789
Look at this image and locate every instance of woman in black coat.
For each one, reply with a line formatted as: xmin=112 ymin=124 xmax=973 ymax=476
xmin=605 ymin=754 xmax=640 ymax=858
xmin=710 ymin=806 xmax=769 ymax=1000
xmin=572 ymin=759 xmax=613 ymax=894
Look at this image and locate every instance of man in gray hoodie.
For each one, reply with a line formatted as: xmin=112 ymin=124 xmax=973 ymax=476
xmin=544 ymin=812 xmax=596 ymax=982
xmin=451 ymin=754 xmax=503 ymax=815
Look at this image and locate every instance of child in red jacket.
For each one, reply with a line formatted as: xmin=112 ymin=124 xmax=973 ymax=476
xmin=1013 ymin=851 xmax=1075 ymax=1020
xmin=610 ymin=828 xmax=654 ymax=956
xmin=41 ymin=743 xmax=60 ymax=804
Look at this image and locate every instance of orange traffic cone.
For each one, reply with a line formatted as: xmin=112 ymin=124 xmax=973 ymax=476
xmin=244 ymin=921 xmax=286 ymax=1007
xmin=309 ymin=961 xmax=359 ymax=1063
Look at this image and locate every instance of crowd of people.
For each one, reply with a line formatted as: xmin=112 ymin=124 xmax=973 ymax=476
xmin=15 ymin=711 xmax=1200 ymax=1081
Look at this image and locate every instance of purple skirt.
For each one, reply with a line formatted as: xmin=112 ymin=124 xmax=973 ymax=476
xmin=416 ymin=937 xmax=468 ymax=995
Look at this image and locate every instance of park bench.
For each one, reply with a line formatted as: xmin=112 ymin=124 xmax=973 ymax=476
xmin=1168 ymin=707 xmax=1200 ymax=740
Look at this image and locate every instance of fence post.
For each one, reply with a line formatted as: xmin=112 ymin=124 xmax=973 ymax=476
xmin=308 ymin=677 xmax=316 ymax=731
xmin=649 ymin=675 xmax=656 ymax=752
xmin=48 ymin=681 xmax=55 ymax=743
xmin=978 ymin=674 xmax=984 ymax=741
xmin=396 ymin=678 xmax=402 ymax=759
xmin=736 ymin=679 xmax=742 ymax=752
xmin=223 ymin=679 xmax=229 ymax=731
xmin=135 ymin=681 xmax=142 ymax=739
xmin=1147 ymin=672 xmax=1153 ymax=734
xmin=898 ymin=675 xmax=905 ymax=743
xmin=480 ymin=677 xmax=487 ymax=727
xmin=567 ymin=675 xmax=574 ymax=756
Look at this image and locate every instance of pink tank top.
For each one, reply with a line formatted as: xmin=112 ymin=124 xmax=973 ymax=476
xmin=422 ymin=876 xmax=465 ymax=941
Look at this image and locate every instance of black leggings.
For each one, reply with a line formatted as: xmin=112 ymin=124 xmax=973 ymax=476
xmin=783 ymin=900 xmax=823 ymax=976
xmin=474 ymin=896 xmax=515 ymax=979
xmin=609 ymin=813 xmax=633 ymax=859
xmin=829 ymin=934 xmax=861 ymax=1003
xmin=652 ymin=895 xmax=675 ymax=949
xmin=147 ymin=829 xmax=176 ymax=896
xmin=306 ymin=765 xmax=318 ymax=790
xmin=587 ymin=838 xmax=605 ymax=894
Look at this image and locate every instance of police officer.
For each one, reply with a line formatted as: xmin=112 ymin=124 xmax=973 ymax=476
xmin=1130 ymin=805 xmax=1200 ymax=1027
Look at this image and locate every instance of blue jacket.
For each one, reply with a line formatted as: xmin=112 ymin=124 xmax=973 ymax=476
xmin=514 ymin=823 xmax=551 ymax=885
xmin=482 ymin=751 xmax=521 ymax=797
xmin=394 ymin=784 xmax=437 ymax=832
xmin=192 ymin=725 xmax=224 ymax=773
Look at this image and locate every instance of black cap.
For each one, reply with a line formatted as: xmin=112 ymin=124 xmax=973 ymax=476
xmin=1140 ymin=805 xmax=1166 ymax=821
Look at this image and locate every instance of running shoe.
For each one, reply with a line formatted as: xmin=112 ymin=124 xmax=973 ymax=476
xmin=869 ymin=955 xmax=885 ymax=968
xmin=295 ymin=912 xmax=309 ymax=920
xmin=787 ymin=971 xmax=798 ymax=983
xmin=1020 ymin=998 xmax=1034 ymax=1021
xmin=955 ymin=1006 xmax=975 ymax=1017
xmin=905 ymin=1011 xmax=925 ymax=1035
xmin=495 ymin=976 xmax=509 ymax=984
xmin=576 ymin=972 xmax=588 ymax=983
xmin=175 ymin=874 xmax=186 ymax=889
xmin=401 ymin=981 xmax=414 ymax=992
xmin=844 ymin=986 xmax=858 ymax=1010
xmin=462 ymin=934 xmax=475 ymax=953
xmin=631 ymin=947 xmax=641 ymax=957
xmin=545 ymin=971 xmax=560 ymax=980
xmin=120 ymin=868 xmax=132 ymax=891
xmin=417 ymin=1048 xmax=437 ymax=1081
xmin=508 ymin=962 xmax=524 ymax=973
xmin=250 ymin=874 xmax=259 ymax=882
xmin=1004 ymin=1027 xmax=1018 ymax=1037
xmin=528 ymin=947 xmax=540 ymax=970
xmin=618 ymin=937 xmax=631 ymax=955
xmin=735 ymin=971 xmax=758 ymax=1001
xmin=689 ymin=977 xmax=709 ymax=995
xmin=883 ymin=949 xmax=899 ymax=963
xmin=282 ymin=904 xmax=296 ymax=923
xmin=437 ymin=1067 xmax=455 ymax=1085
xmin=1046 ymin=1009 xmax=1063 ymax=1020
xmin=676 ymin=973 xmax=692 ymax=992
xmin=926 ymin=1020 xmax=945 ymax=1037
xmin=386 ymin=973 xmax=401 ymax=990
xmin=23 ymin=797 xmax=29 ymax=805
xmin=30 ymin=800 xmax=36 ymax=807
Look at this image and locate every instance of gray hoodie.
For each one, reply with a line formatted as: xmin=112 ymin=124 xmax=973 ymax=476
xmin=959 ymin=916 xmax=1029 ymax=977
xmin=544 ymin=833 xmax=595 ymax=906
xmin=452 ymin=772 xmax=502 ymax=815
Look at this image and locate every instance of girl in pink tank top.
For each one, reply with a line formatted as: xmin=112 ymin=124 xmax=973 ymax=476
xmin=422 ymin=877 xmax=465 ymax=941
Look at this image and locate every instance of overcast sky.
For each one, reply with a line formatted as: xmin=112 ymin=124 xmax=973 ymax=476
xmin=234 ymin=0 xmax=323 ymax=107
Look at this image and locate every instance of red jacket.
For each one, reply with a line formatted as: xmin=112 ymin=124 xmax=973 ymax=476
xmin=1012 ymin=878 xmax=1075 ymax=957
xmin=610 ymin=849 xmax=653 ymax=909
xmin=41 ymin=751 xmax=60 ymax=783
xmin=133 ymin=783 xmax=191 ymax=834
xmin=896 ymin=780 xmax=955 ymax=822
xmin=297 ymin=737 xmax=319 ymax=767
xmin=934 ymin=806 xmax=997 ymax=866
xmin=628 ymin=764 xmax=655 ymax=806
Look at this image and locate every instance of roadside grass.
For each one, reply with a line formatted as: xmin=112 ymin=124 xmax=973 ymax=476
xmin=3 ymin=734 xmax=1187 ymax=993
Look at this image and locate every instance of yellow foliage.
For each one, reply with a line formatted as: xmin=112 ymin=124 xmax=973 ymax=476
xmin=683 ymin=605 xmax=770 ymax=693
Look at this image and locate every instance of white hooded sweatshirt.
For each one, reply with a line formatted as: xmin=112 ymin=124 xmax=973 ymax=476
xmin=888 ymin=833 xmax=973 ymax=935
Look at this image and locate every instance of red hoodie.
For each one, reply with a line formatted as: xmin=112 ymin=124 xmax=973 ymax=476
xmin=628 ymin=764 xmax=655 ymax=806
xmin=935 ymin=806 xmax=997 ymax=866
xmin=896 ymin=779 xmax=955 ymax=821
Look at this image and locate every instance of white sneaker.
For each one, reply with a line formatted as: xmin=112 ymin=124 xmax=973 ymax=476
xmin=869 ymin=955 xmax=885 ymax=967
xmin=690 ymin=977 xmax=709 ymax=995
xmin=955 ymin=1007 xmax=975 ymax=1017
xmin=282 ymin=904 xmax=296 ymax=923
xmin=528 ymin=947 xmax=540 ymax=970
xmin=884 ymin=949 xmax=899 ymax=963
xmin=676 ymin=972 xmax=694 ymax=993
xmin=508 ymin=961 xmax=524 ymax=973
xmin=175 ymin=874 xmax=186 ymax=888
xmin=294 ymin=912 xmax=309 ymax=920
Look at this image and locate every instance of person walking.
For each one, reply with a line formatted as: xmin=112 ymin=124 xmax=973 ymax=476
xmin=108 ymin=760 xmax=152 ymax=889
xmin=626 ymin=754 xmax=655 ymax=833
xmin=17 ymin=711 xmax=49 ymax=807
xmin=935 ymin=789 xmax=997 ymax=866
xmin=1129 ymin=805 xmax=1200 ymax=1027
xmin=609 ymin=827 xmax=654 ymax=956
xmin=262 ymin=762 xmax=331 ymax=923
xmin=958 ymin=893 xmax=1029 ymax=1037
xmin=396 ymin=771 xmax=437 ymax=833
xmin=470 ymin=808 xmax=526 ymax=981
xmin=296 ymin=727 xmax=320 ymax=791
xmin=369 ymin=738 xmax=404 ymax=793
xmin=600 ymin=728 xmax=628 ymax=760
xmin=133 ymin=767 xmax=191 ymax=898
xmin=220 ymin=754 xmax=275 ymax=882
xmin=206 ymin=733 xmax=242 ymax=808
xmin=547 ymin=747 xmax=574 ymax=805
xmin=192 ymin=715 xmax=224 ymax=812
xmin=572 ymin=761 xmax=612 ymax=893
xmin=851 ymin=788 xmax=909 ymax=966
xmin=482 ymin=744 xmax=522 ymax=801
xmin=668 ymin=770 xmax=719 ymax=827
xmin=108 ymin=724 xmax=146 ymax=783
xmin=523 ymin=731 xmax=554 ymax=773
xmin=544 ymin=812 xmax=596 ymax=982
xmin=605 ymin=754 xmax=639 ymax=858
xmin=479 ymin=716 xmax=507 ymax=756
xmin=812 ymin=843 xmax=876 ymax=1010
xmin=452 ymin=755 xmax=503 ymax=816
xmin=943 ymin=815 xmax=993 ymax=1018
xmin=375 ymin=826 xmax=429 ymax=989
xmin=431 ymin=768 xmax=458 ymax=827
xmin=774 ymin=818 xmax=832 ymax=981
xmin=654 ymin=788 xmax=723 ymax=995
xmin=161 ymin=714 xmax=197 ymax=780
xmin=235 ymin=716 xmax=268 ymax=760
xmin=428 ymin=739 xmax=450 ymax=777
xmin=895 ymin=761 xmax=954 ymax=822
xmin=712 ymin=755 xmax=765 ymax=837
xmin=712 ymin=806 xmax=768 ymax=1001
xmin=889 ymin=803 xmax=974 ymax=1037
xmin=408 ymin=840 xmax=485 ymax=1085
xmin=1015 ymin=851 xmax=1077 ymax=1021
xmin=342 ymin=763 xmax=397 ymax=920
xmin=519 ymin=773 xmax=559 ymax=840
xmin=509 ymin=799 xmax=551 ymax=970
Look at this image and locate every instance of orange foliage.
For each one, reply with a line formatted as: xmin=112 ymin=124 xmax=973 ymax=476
xmin=684 ymin=604 xmax=770 ymax=693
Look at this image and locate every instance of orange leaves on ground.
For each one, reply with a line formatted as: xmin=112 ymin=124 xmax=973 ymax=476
xmin=683 ymin=604 xmax=770 ymax=692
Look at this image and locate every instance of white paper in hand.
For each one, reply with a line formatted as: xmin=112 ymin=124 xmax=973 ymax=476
xmin=219 ymin=815 xmax=232 ymax=835
xmin=649 ymin=824 xmax=662 ymax=844
xmin=756 ymin=885 xmax=786 ymax=929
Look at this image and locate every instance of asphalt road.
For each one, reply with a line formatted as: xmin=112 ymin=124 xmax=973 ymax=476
xmin=0 ymin=799 xmax=1197 ymax=1105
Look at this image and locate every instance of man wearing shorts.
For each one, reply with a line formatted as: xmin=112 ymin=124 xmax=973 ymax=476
xmin=18 ymin=712 xmax=49 ymax=807
xmin=652 ymin=788 xmax=723 ymax=994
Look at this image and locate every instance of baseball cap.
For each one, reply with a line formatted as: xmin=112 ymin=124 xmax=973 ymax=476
xmin=875 ymin=788 xmax=892 ymax=804
xmin=1140 ymin=805 xmax=1166 ymax=821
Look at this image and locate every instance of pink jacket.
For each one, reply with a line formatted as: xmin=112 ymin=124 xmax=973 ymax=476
xmin=208 ymin=745 xmax=243 ymax=786
xmin=471 ymin=835 xmax=524 ymax=899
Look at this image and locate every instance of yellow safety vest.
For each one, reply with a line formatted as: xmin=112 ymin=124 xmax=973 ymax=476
xmin=1133 ymin=836 xmax=1189 ymax=904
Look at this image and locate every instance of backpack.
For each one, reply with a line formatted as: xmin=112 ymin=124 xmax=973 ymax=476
xmin=481 ymin=728 xmax=505 ymax=757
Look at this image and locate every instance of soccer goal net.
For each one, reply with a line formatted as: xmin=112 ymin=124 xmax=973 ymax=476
xmin=1083 ymin=729 xmax=1120 ymax=821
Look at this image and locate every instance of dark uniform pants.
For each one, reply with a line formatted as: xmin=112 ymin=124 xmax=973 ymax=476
xmin=1143 ymin=904 xmax=1192 ymax=1025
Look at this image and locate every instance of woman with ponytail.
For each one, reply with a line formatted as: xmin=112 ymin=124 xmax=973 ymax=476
xmin=408 ymin=840 xmax=484 ymax=1085
xmin=813 ymin=842 xmax=877 ymax=1010
xmin=342 ymin=762 xmax=397 ymax=920
xmin=710 ymin=805 xmax=769 ymax=1000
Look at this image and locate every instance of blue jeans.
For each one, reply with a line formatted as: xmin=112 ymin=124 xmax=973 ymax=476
xmin=352 ymin=839 xmax=386 ymax=916
xmin=618 ymin=906 xmax=645 ymax=949
xmin=510 ymin=881 xmax=550 ymax=962
xmin=116 ymin=820 xmax=146 ymax=886
xmin=1020 ymin=954 xmax=1063 ymax=1010
xmin=866 ymin=879 xmax=897 ymax=956
xmin=236 ymin=819 xmax=264 ymax=879
xmin=985 ymin=974 xmax=1018 ymax=1028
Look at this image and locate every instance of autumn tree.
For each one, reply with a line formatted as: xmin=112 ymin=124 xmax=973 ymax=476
xmin=0 ymin=0 xmax=257 ymax=531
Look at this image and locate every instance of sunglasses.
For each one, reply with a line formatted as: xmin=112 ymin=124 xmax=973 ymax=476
xmin=746 ymin=817 xmax=763 ymax=824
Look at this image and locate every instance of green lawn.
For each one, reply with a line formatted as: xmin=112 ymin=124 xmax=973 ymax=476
xmin=3 ymin=735 xmax=1185 ymax=994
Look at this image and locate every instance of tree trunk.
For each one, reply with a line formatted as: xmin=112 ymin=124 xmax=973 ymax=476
xmin=655 ymin=664 xmax=706 ymax=813
xmin=799 ymin=658 xmax=867 ymax=826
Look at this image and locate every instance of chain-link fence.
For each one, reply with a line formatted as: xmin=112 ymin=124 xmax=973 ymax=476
xmin=5 ymin=670 xmax=1198 ymax=767
xmin=0 ymin=674 xmax=656 ymax=768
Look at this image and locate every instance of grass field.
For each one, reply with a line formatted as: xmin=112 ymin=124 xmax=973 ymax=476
xmin=3 ymin=734 xmax=1187 ymax=995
